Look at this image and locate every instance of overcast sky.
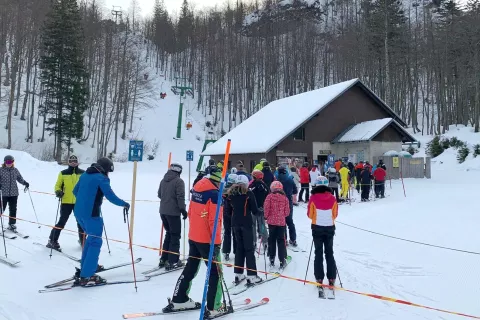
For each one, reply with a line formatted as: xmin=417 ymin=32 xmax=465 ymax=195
xmin=103 ymin=0 xmax=232 ymax=17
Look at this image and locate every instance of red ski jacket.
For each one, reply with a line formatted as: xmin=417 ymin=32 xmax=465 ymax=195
xmin=300 ymin=167 xmax=310 ymax=184
xmin=373 ymin=167 xmax=387 ymax=181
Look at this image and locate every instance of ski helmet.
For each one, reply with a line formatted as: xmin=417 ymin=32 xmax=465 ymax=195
xmin=97 ymin=157 xmax=114 ymax=173
xmin=316 ymin=176 xmax=329 ymax=186
xmin=252 ymin=169 xmax=264 ymax=180
xmin=227 ymin=174 xmax=238 ymax=185
xmin=170 ymin=163 xmax=183 ymax=174
xmin=236 ymin=175 xmax=249 ymax=187
xmin=4 ymin=155 xmax=14 ymax=163
xmin=230 ymin=167 xmax=238 ymax=174
xmin=329 ymin=167 xmax=336 ymax=173
xmin=68 ymin=155 xmax=78 ymax=163
xmin=209 ymin=167 xmax=222 ymax=183
xmin=270 ymin=181 xmax=283 ymax=192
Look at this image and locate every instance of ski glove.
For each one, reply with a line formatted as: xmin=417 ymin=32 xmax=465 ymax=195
xmin=181 ymin=209 xmax=188 ymax=220
xmin=123 ymin=202 xmax=131 ymax=210
xmin=24 ymin=182 xmax=30 ymax=189
xmin=55 ymin=190 xmax=64 ymax=199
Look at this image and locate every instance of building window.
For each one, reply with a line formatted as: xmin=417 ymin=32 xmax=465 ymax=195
xmin=293 ymin=127 xmax=305 ymax=141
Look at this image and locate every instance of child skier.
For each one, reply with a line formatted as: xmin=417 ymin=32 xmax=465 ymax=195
xmin=249 ymin=170 xmax=269 ymax=253
xmin=0 ymin=155 xmax=30 ymax=231
xmin=307 ymin=176 xmax=338 ymax=298
xmin=263 ymin=181 xmax=290 ymax=268
xmin=224 ymin=175 xmax=262 ymax=285
xmin=222 ymin=174 xmax=238 ymax=261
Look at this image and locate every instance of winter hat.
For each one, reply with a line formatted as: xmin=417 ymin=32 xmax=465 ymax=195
xmin=316 ymin=176 xmax=329 ymax=186
xmin=208 ymin=159 xmax=215 ymax=166
xmin=262 ymin=161 xmax=270 ymax=169
xmin=270 ymin=181 xmax=283 ymax=192
xmin=236 ymin=175 xmax=249 ymax=187
xmin=278 ymin=165 xmax=287 ymax=175
xmin=170 ymin=163 xmax=183 ymax=174
xmin=4 ymin=155 xmax=14 ymax=163
xmin=302 ymin=162 xmax=308 ymax=167
xmin=68 ymin=155 xmax=78 ymax=162
xmin=230 ymin=167 xmax=238 ymax=174
xmin=290 ymin=167 xmax=297 ymax=173
xmin=260 ymin=158 xmax=267 ymax=163
xmin=252 ymin=169 xmax=264 ymax=180
xmin=209 ymin=168 xmax=222 ymax=183
xmin=97 ymin=157 xmax=114 ymax=173
xmin=227 ymin=174 xmax=238 ymax=185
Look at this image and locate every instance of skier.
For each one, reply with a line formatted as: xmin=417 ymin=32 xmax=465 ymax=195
xmin=338 ymin=164 xmax=351 ymax=200
xmin=261 ymin=161 xmax=275 ymax=188
xmin=378 ymin=159 xmax=387 ymax=170
xmin=254 ymin=158 xmax=267 ymax=171
xmin=222 ymin=174 xmax=238 ymax=261
xmin=263 ymin=181 xmax=290 ymax=268
xmin=72 ymin=158 xmax=130 ymax=286
xmin=289 ymin=167 xmax=300 ymax=206
xmin=307 ymin=176 xmax=338 ymax=297
xmin=277 ymin=165 xmax=298 ymax=247
xmin=158 ymin=163 xmax=187 ymax=270
xmin=249 ymin=170 xmax=269 ymax=252
xmin=354 ymin=161 xmax=364 ymax=193
xmin=360 ymin=163 xmax=373 ymax=202
xmin=327 ymin=168 xmax=340 ymax=202
xmin=309 ymin=165 xmax=321 ymax=192
xmin=224 ymin=175 xmax=263 ymax=285
xmin=373 ymin=165 xmax=387 ymax=198
xmin=204 ymin=159 xmax=217 ymax=175
xmin=298 ymin=163 xmax=310 ymax=202
xmin=47 ymin=155 xmax=85 ymax=249
xmin=164 ymin=167 xmax=224 ymax=317
xmin=0 ymin=155 xmax=29 ymax=231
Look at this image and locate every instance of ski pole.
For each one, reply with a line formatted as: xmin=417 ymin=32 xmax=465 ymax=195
xmin=217 ymin=259 xmax=233 ymax=311
xmin=50 ymin=198 xmax=61 ymax=259
xmin=0 ymin=190 xmax=8 ymax=258
xmin=183 ymin=219 xmax=186 ymax=261
xmin=124 ymin=207 xmax=138 ymax=292
xmin=26 ymin=188 xmax=40 ymax=228
xmin=336 ymin=267 xmax=343 ymax=288
xmin=102 ymin=215 xmax=111 ymax=255
xmin=304 ymin=239 xmax=314 ymax=285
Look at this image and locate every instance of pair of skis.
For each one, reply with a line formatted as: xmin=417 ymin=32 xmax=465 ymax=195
xmin=40 ymin=257 xmax=144 ymax=293
xmin=122 ymin=297 xmax=270 ymax=319
xmin=0 ymin=228 xmax=28 ymax=266
xmin=2 ymin=228 xmax=29 ymax=239
xmin=141 ymin=261 xmax=186 ymax=278
xmin=33 ymin=242 xmax=81 ymax=262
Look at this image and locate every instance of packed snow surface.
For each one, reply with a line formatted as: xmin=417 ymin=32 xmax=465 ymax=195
xmin=1 ymin=144 xmax=479 ymax=319
xmin=335 ymin=118 xmax=393 ymax=143
xmin=203 ymin=79 xmax=359 ymax=155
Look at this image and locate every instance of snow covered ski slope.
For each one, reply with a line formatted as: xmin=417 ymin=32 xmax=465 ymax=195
xmin=0 ymin=147 xmax=479 ymax=320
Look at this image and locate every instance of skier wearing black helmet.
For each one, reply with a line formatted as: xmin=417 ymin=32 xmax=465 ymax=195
xmin=0 ymin=155 xmax=29 ymax=232
xmin=47 ymin=155 xmax=85 ymax=250
xmin=72 ymin=157 xmax=130 ymax=286
xmin=158 ymin=163 xmax=187 ymax=270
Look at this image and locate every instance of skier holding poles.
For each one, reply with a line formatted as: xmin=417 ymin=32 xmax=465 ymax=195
xmin=72 ymin=157 xmax=130 ymax=286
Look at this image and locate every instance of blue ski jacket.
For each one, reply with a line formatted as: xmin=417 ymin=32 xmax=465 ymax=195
xmin=73 ymin=164 xmax=127 ymax=218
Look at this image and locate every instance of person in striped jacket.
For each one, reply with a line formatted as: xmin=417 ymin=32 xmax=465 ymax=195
xmin=307 ymin=176 xmax=339 ymax=289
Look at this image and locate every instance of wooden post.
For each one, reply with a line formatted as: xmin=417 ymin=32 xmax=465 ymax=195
xmin=129 ymin=161 xmax=138 ymax=242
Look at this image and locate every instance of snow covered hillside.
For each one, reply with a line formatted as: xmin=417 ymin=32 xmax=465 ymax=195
xmin=1 ymin=127 xmax=479 ymax=320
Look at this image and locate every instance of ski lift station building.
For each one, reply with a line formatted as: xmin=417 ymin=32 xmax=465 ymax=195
xmin=202 ymin=79 xmax=417 ymax=172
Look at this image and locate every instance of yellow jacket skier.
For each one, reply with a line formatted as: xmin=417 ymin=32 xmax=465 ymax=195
xmin=338 ymin=165 xmax=350 ymax=199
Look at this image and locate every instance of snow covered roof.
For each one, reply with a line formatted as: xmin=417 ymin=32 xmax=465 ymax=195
xmin=332 ymin=118 xmax=416 ymax=144
xmin=202 ymin=79 xmax=407 ymax=156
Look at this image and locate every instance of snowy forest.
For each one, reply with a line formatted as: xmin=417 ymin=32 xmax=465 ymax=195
xmin=1 ymin=0 xmax=480 ymax=161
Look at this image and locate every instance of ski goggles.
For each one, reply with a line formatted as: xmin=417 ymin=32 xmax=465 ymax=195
xmin=68 ymin=159 xmax=78 ymax=165
xmin=4 ymin=160 xmax=14 ymax=165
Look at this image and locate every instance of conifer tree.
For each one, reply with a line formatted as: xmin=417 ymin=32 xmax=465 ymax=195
xmin=40 ymin=0 xmax=89 ymax=162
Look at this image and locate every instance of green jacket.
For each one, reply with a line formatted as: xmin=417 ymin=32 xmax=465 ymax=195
xmin=254 ymin=161 xmax=265 ymax=171
xmin=54 ymin=166 xmax=85 ymax=204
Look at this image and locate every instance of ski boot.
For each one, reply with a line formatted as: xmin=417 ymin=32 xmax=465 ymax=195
xmin=76 ymin=275 xmax=106 ymax=286
xmin=279 ymin=259 xmax=287 ymax=269
xmin=289 ymin=240 xmax=298 ymax=247
xmin=317 ymin=279 xmax=325 ymax=298
xmin=234 ymin=274 xmax=245 ymax=285
xmin=7 ymin=224 xmax=17 ymax=232
xmin=96 ymin=264 xmax=105 ymax=272
xmin=165 ymin=260 xmax=183 ymax=271
xmin=204 ymin=305 xmax=228 ymax=319
xmin=269 ymin=258 xmax=275 ymax=268
xmin=162 ymin=298 xmax=200 ymax=313
xmin=246 ymin=275 xmax=263 ymax=285
xmin=46 ymin=240 xmax=61 ymax=251
xmin=223 ymin=253 xmax=230 ymax=261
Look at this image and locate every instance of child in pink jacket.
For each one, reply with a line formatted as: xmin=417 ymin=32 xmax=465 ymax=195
xmin=264 ymin=181 xmax=290 ymax=268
